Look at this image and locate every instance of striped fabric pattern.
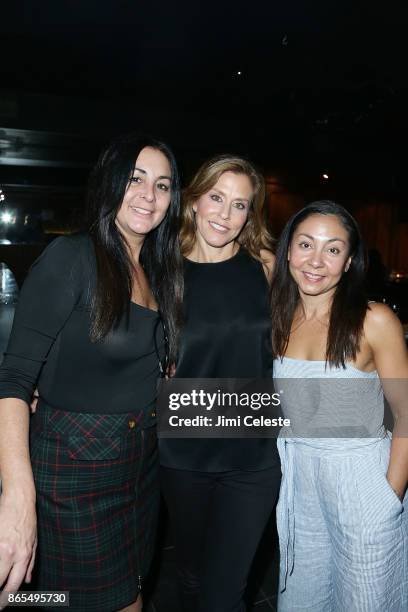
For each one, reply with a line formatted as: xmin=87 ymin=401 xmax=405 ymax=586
xmin=274 ymin=357 xmax=408 ymax=612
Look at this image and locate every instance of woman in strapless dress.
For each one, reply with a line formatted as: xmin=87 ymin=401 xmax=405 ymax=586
xmin=270 ymin=200 xmax=408 ymax=612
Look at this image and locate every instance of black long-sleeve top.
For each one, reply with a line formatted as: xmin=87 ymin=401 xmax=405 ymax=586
xmin=0 ymin=234 xmax=163 ymax=419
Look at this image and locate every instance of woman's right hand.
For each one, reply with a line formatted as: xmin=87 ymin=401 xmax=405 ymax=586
xmin=0 ymin=490 xmax=37 ymax=606
xmin=0 ymin=398 xmax=38 ymax=608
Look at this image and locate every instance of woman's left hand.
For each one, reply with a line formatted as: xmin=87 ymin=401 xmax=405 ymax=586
xmin=166 ymin=364 xmax=176 ymax=378
xmin=387 ymin=476 xmax=405 ymax=501
xmin=30 ymin=390 xmax=39 ymax=414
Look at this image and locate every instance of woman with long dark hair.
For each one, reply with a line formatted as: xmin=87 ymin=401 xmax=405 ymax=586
xmin=270 ymin=201 xmax=408 ymax=611
xmin=160 ymin=155 xmax=281 ymax=612
xmin=0 ymin=134 xmax=183 ymax=611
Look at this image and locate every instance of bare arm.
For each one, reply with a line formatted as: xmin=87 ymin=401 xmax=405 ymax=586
xmin=0 ymin=237 xmax=84 ymax=600
xmin=0 ymin=399 xmax=37 ymax=596
xmin=365 ymin=303 xmax=408 ymax=500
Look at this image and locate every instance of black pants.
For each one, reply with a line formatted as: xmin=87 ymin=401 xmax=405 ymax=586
xmin=160 ymin=465 xmax=281 ymax=612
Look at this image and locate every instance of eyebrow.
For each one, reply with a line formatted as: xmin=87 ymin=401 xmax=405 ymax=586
xmin=297 ymin=233 xmax=347 ymax=244
xmin=211 ymin=188 xmax=250 ymax=203
xmin=133 ymin=167 xmax=171 ymax=180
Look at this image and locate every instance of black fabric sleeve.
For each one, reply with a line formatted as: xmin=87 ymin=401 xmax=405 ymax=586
xmin=0 ymin=236 xmax=84 ymax=404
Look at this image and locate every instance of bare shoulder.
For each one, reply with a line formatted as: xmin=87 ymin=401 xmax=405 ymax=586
xmin=260 ymin=249 xmax=276 ymax=281
xmin=364 ymin=302 xmax=405 ymax=345
xmin=364 ymin=303 xmax=408 ymax=376
xmin=260 ymin=249 xmax=275 ymax=266
xmin=365 ymin=302 xmax=400 ymax=328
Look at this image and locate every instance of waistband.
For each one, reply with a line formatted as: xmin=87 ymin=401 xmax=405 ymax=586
xmin=279 ymin=426 xmax=387 ymax=452
xmin=33 ymin=400 xmax=156 ymax=435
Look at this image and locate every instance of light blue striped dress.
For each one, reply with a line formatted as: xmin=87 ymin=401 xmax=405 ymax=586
xmin=274 ymin=357 xmax=408 ymax=612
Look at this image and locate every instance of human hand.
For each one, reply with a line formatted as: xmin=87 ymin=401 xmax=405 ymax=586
xmin=166 ymin=363 xmax=176 ymax=379
xmin=391 ymin=486 xmax=405 ymax=502
xmin=0 ymin=492 xmax=37 ymax=608
xmin=30 ymin=390 xmax=39 ymax=414
xmin=386 ymin=475 xmax=406 ymax=502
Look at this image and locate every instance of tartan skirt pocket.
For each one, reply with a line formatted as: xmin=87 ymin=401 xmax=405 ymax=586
xmin=67 ymin=435 xmax=121 ymax=461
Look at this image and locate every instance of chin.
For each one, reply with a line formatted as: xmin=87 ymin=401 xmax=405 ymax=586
xmin=297 ymin=280 xmax=325 ymax=294
xmin=302 ymin=288 xmax=325 ymax=296
xmin=199 ymin=233 xmax=228 ymax=247
xmin=209 ymin=239 xmax=233 ymax=248
xmin=129 ymin=221 xmax=154 ymax=235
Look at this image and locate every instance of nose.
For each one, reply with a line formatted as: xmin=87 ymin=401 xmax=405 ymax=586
xmin=141 ymin=182 xmax=155 ymax=203
xmin=309 ymin=249 xmax=324 ymax=268
xmin=219 ymin=202 xmax=231 ymax=220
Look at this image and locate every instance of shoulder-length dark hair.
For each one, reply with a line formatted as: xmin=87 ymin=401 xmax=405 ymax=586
xmin=270 ymin=200 xmax=367 ymax=367
xmin=86 ymin=133 xmax=183 ymax=360
xmin=180 ymin=154 xmax=275 ymax=259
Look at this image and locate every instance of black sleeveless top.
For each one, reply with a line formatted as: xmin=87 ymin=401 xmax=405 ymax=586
xmin=159 ymin=249 xmax=280 ymax=471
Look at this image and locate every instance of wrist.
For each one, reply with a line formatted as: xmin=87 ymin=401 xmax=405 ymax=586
xmin=2 ymin=480 xmax=36 ymax=503
xmin=388 ymin=480 xmax=406 ymax=502
xmin=394 ymin=488 xmax=405 ymax=502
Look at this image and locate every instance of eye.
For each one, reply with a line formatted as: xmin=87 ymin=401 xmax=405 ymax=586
xmin=233 ymin=201 xmax=247 ymax=210
xmin=299 ymin=241 xmax=311 ymax=249
xmin=157 ymin=182 xmax=170 ymax=192
xmin=328 ymin=247 xmax=340 ymax=255
xmin=210 ymin=194 xmax=222 ymax=203
xmin=129 ymin=176 xmax=142 ymax=184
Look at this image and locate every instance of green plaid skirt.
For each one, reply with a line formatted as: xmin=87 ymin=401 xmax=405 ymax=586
xmin=30 ymin=402 xmax=160 ymax=611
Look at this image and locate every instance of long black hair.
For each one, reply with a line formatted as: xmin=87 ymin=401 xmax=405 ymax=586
xmin=270 ymin=200 xmax=367 ymax=367
xmin=86 ymin=133 xmax=183 ymax=360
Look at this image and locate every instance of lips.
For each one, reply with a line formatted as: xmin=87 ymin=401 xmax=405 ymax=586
xmin=208 ymin=220 xmax=229 ymax=233
xmin=130 ymin=206 xmax=153 ymax=216
xmin=302 ymin=271 xmax=325 ymax=282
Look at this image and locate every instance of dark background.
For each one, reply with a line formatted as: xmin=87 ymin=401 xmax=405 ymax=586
xmin=0 ymin=4 xmax=407 ymax=608
xmin=0 ymin=0 xmax=407 ymax=300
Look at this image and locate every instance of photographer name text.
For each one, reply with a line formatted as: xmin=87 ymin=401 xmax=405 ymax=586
xmin=168 ymin=415 xmax=290 ymax=428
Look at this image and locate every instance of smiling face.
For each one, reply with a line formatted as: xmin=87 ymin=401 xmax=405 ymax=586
xmin=115 ymin=146 xmax=172 ymax=244
xmin=288 ymin=213 xmax=352 ymax=298
xmin=192 ymin=171 xmax=253 ymax=251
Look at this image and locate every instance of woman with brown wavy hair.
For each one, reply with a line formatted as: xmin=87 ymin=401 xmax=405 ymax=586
xmin=160 ymin=155 xmax=281 ymax=612
xmin=179 ymin=155 xmax=274 ymax=261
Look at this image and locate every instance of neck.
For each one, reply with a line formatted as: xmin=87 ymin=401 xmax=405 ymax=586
xmin=298 ymin=290 xmax=334 ymax=321
xmin=188 ymin=237 xmax=239 ymax=263
xmin=127 ymin=240 xmax=145 ymax=265
xmin=117 ymin=228 xmax=145 ymax=264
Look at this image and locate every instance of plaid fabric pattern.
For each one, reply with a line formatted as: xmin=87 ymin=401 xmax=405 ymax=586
xmin=30 ymin=402 xmax=160 ymax=612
